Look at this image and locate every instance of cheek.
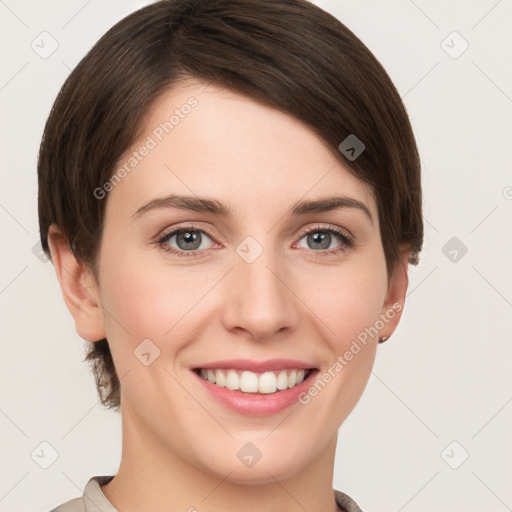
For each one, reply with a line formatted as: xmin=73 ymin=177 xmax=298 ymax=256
xmin=331 ymin=289 xmax=383 ymax=345
xmin=306 ymin=261 xmax=387 ymax=346
xmin=98 ymin=250 xmax=213 ymax=353
xmin=293 ymin=268 xmax=384 ymax=435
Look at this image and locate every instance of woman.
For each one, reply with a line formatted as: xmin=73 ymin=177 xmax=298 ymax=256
xmin=39 ymin=0 xmax=423 ymax=510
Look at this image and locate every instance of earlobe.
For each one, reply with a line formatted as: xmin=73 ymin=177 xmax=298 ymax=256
xmin=47 ymin=225 xmax=106 ymax=342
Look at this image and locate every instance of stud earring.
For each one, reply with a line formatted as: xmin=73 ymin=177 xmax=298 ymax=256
xmin=378 ymin=336 xmax=389 ymax=344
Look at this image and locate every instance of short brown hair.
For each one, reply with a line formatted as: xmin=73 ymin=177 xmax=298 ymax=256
xmin=38 ymin=0 xmax=423 ymax=411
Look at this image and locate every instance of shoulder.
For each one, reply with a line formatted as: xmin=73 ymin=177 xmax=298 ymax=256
xmin=48 ymin=475 xmax=116 ymax=512
xmin=334 ymin=488 xmax=365 ymax=512
xmin=49 ymin=496 xmax=85 ymax=512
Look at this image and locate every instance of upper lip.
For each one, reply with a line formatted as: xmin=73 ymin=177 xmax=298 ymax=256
xmin=192 ymin=358 xmax=316 ymax=373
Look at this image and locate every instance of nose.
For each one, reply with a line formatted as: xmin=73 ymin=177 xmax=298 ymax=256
xmin=221 ymin=243 xmax=300 ymax=341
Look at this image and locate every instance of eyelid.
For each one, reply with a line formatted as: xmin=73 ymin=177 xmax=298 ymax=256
xmin=157 ymin=222 xmax=353 ymax=243
xmin=156 ymin=222 xmax=219 ymax=244
xmin=156 ymin=221 xmax=356 ymax=258
xmin=295 ymin=222 xmax=355 ymax=244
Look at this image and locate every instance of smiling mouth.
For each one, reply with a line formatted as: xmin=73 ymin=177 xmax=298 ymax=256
xmin=193 ymin=367 xmax=317 ymax=395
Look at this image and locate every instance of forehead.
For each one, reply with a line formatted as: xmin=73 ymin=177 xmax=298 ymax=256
xmin=105 ymin=78 xmax=377 ymax=223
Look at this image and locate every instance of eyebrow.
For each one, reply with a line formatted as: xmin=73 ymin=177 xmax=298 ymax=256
xmin=132 ymin=194 xmax=374 ymax=225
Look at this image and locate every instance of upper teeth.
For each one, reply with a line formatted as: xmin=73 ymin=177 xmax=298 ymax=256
xmin=198 ymin=368 xmax=309 ymax=394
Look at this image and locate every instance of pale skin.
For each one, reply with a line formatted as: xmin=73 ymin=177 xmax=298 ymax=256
xmin=48 ymin=79 xmax=410 ymax=512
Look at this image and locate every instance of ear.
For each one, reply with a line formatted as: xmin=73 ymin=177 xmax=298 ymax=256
xmin=378 ymin=246 xmax=411 ymax=340
xmin=46 ymin=224 xmax=107 ymax=342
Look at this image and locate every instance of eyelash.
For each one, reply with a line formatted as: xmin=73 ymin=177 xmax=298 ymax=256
xmin=156 ymin=223 xmax=355 ymax=259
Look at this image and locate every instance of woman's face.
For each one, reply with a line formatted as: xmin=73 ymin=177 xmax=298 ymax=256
xmin=85 ymin=79 xmax=408 ymax=483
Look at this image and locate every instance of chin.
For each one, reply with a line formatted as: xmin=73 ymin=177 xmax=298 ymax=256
xmin=199 ymin=447 xmax=312 ymax=486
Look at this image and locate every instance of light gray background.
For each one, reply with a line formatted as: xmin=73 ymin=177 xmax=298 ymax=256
xmin=1 ymin=1 xmax=511 ymax=511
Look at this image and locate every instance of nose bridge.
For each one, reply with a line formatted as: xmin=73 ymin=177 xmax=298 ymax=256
xmin=223 ymin=235 xmax=298 ymax=339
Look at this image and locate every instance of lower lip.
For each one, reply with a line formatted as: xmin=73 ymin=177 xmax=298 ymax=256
xmin=191 ymin=369 xmax=318 ymax=416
